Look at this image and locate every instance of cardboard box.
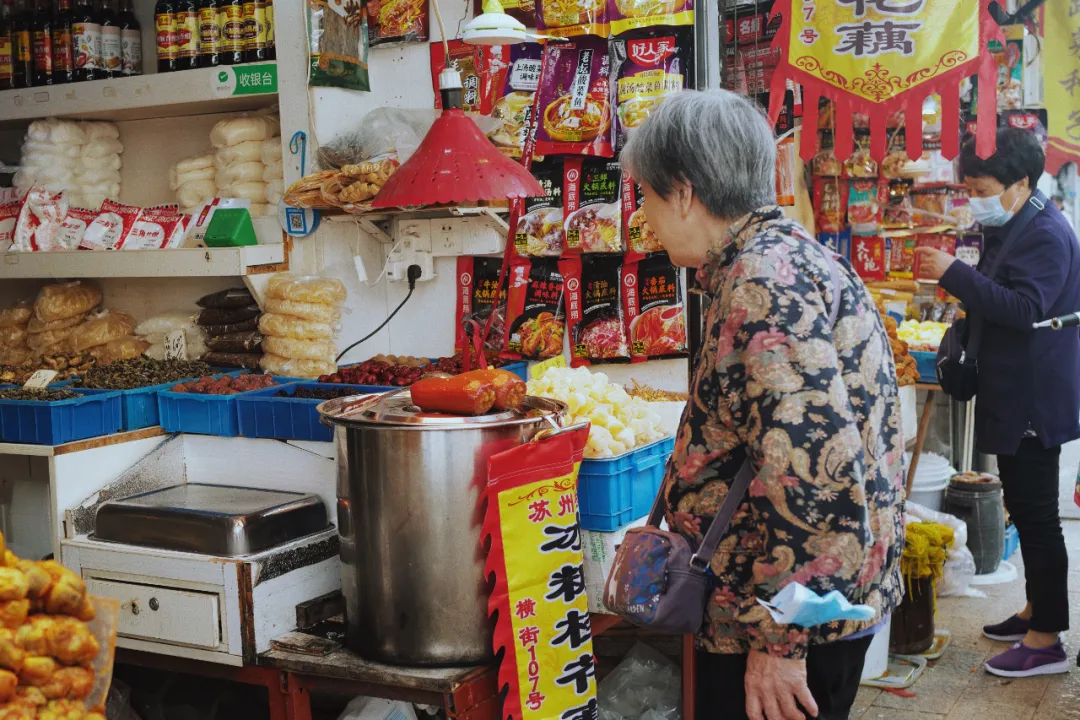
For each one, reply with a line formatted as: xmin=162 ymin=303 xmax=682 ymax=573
xmin=583 ymin=517 xmax=648 ymax=615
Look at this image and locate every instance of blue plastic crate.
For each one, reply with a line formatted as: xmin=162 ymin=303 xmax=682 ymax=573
xmin=237 ymin=382 xmax=389 ymax=442
xmin=910 ymin=351 xmax=937 ymax=383
xmin=78 ymin=380 xmax=194 ymax=431
xmin=0 ymin=389 xmax=122 ymax=445
xmin=1003 ymin=523 xmax=1019 ymax=561
xmin=577 ymin=436 xmax=675 ymax=531
xmin=157 ymin=374 xmax=277 ymax=437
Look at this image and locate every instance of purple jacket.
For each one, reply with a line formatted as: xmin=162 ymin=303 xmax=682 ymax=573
xmin=940 ymin=202 xmax=1080 ymax=455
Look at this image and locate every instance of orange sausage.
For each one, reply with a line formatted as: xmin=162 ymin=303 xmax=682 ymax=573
xmin=464 ymin=369 xmax=526 ymax=411
xmin=410 ymin=374 xmax=496 ymax=415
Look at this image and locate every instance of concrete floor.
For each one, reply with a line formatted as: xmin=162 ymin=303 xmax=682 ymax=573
xmin=854 ymin=519 xmax=1080 ymax=719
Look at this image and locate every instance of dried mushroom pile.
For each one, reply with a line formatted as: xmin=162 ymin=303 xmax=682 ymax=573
xmin=0 ymin=533 xmax=104 ymax=719
xmin=74 ymin=358 xmax=211 ymax=391
xmin=283 ymin=159 xmax=397 ymax=212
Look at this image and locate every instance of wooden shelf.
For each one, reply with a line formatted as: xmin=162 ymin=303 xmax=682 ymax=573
xmin=0 ymin=243 xmax=286 ymax=279
xmin=0 ymin=64 xmax=278 ymax=127
xmin=0 ymin=426 xmax=166 ymax=457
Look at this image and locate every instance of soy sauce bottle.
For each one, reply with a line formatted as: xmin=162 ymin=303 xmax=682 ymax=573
xmin=12 ymin=0 xmax=32 ymax=87
xmin=117 ymin=0 xmax=139 ymax=75
xmin=98 ymin=0 xmax=119 ymax=77
xmin=52 ymin=0 xmax=75 ymax=84
xmin=241 ymin=0 xmax=266 ymax=63
xmin=264 ymin=0 xmax=272 ymax=60
xmin=197 ymin=0 xmax=219 ymax=66
xmin=29 ymin=0 xmax=50 ymax=85
xmin=0 ymin=0 xmax=15 ymax=90
xmin=175 ymin=0 xmax=198 ymax=69
xmin=218 ymin=0 xmax=242 ymax=65
xmin=154 ymin=0 xmax=176 ymax=72
xmin=72 ymin=0 xmax=103 ymax=80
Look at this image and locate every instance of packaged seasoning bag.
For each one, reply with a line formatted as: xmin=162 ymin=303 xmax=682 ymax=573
xmin=560 ymin=254 xmax=630 ymax=366
xmin=622 ymin=175 xmax=663 ymax=259
xmin=67 ymin=310 xmax=136 ymax=353
xmin=118 ymin=205 xmax=186 ymax=250
xmin=563 ymin=157 xmax=622 ymax=254
xmin=813 ymin=178 xmax=848 ymax=234
xmin=0 ymin=202 xmax=21 ymax=252
xmin=34 ymin=281 xmax=102 ymax=324
xmin=818 ymin=230 xmax=851 ymax=260
xmin=622 ymin=252 xmax=686 ymax=362
xmin=431 ymin=41 xmax=497 ymax=114
xmin=196 ymin=305 xmax=263 ymax=327
xmin=368 ymin=0 xmax=428 ymax=46
xmin=611 ymin=36 xmax=685 ymax=150
xmin=81 ymin=199 xmax=142 ymax=251
xmin=888 ymin=235 xmax=916 ymax=279
xmin=504 ymin=257 xmax=565 ymax=360
xmin=610 ymin=0 xmax=692 ymax=37
xmin=515 ymin=159 xmax=564 ymax=257
xmin=487 ymin=43 xmax=543 ymax=158
xmin=54 ymin=208 xmax=97 ymax=251
xmin=13 ymin=187 xmax=68 ymax=252
xmin=198 ymin=288 xmax=255 ymax=309
xmin=537 ymin=0 xmax=607 ymax=36
xmin=534 ymin=39 xmax=614 ymax=157
xmin=851 ymin=235 xmax=887 ymax=282
xmin=848 ymin=179 xmax=885 ymax=231
xmin=306 ymin=0 xmax=370 ymax=92
xmin=455 ymin=256 xmax=507 ymax=358
xmin=913 ymin=234 xmax=956 ymax=280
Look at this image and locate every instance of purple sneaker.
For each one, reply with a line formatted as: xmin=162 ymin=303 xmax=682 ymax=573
xmin=983 ymin=614 xmax=1029 ymax=642
xmin=985 ymin=641 xmax=1071 ymax=677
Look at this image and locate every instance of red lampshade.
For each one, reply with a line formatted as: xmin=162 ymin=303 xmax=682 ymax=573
xmin=371 ymin=109 xmax=543 ymax=209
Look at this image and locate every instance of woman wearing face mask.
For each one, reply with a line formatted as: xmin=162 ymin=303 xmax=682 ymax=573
xmin=916 ymin=127 xmax=1080 ymax=679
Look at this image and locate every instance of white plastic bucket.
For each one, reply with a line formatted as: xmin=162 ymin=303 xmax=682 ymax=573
xmin=909 ymin=478 xmax=949 ymax=512
xmin=861 ymin=616 xmax=892 ymax=681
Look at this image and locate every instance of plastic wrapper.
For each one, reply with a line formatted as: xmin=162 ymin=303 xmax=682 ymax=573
xmin=622 ymin=252 xmax=687 ymax=361
xmin=26 ymin=326 xmax=77 ymax=353
xmin=198 ymin=317 xmax=260 ymax=335
xmin=368 ymin=0 xmax=428 ymax=46
xmin=515 ymin=159 xmax=564 ymax=257
xmin=905 ymin=501 xmax=978 ymax=598
xmin=28 ymin=312 xmax=87 ymax=335
xmin=210 ymin=115 xmax=277 ymax=148
xmin=622 ymin=177 xmax=663 ymax=257
xmin=67 ymin=311 xmax=136 ymax=353
xmin=537 ymin=0 xmax=607 ymax=36
xmin=206 ymin=330 xmax=263 ymax=353
xmin=560 ymin=254 xmax=630 ymax=365
xmin=119 ymin=205 xmax=185 ymax=250
xmin=813 ymin=179 xmax=848 ymax=234
xmin=170 ymin=163 xmax=216 ymax=191
xmin=215 ymin=140 xmax=263 ymax=167
xmin=0 ymin=202 xmax=19 ymax=252
xmin=265 ymin=180 xmax=285 ymax=206
xmin=263 ymin=336 xmax=336 ymax=361
xmin=83 ymin=121 xmax=119 ymax=141
xmin=337 ymin=697 xmax=419 ymax=720
xmin=564 ymin=157 xmax=623 ymax=253
xmin=221 ymin=181 xmax=268 ymax=203
xmin=13 ymin=187 xmax=68 ymax=252
xmin=82 ymin=137 xmax=124 ymax=159
xmin=34 ymin=282 xmax=102 ymax=323
xmin=89 ymin=336 xmax=151 ymax=365
xmin=0 ymin=325 xmax=27 ymax=348
xmin=263 ymin=160 xmax=284 ymax=183
xmin=487 ymin=43 xmax=543 ymax=158
xmin=504 ymin=257 xmax=565 ymax=360
xmin=197 ymin=288 xmax=254 ymax=309
xmin=54 ymin=207 xmax=97 ymax=251
xmin=266 ymin=274 xmax=347 ymax=305
xmin=79 ymin=154 xmax=122 ymax=173
xmin=80 ymin=200 xmax=142 ymax=251
xmin=597 ymin=643 xmax=681 ymax=720
xmin=135 ymin=312 xmax=197 ymax=336
xmin=217 ymin=161 xmax=266 ymax=187
xmin=262 ymin=138 xmax=283 ymax=165
xmin=178 ymin=180 xmax=218 ymax=212
xmin=79 ymin=166 xmax=122 ymax=186
xmin=259 ymin=352 xmax=335 ymax=378
xmin=455 ymin=256 xmax=507 ymax=358
xmin=0 ymin=301 xmax=32 ymax=329
xmin=611 ymin=37 xmax=686 ymax=150
xmin=172 ymin=153 xmax=214 ymax=177
xmin=0 ymin=346 xmax=31 ymax=365
xmin=535 ymin=38 xmax=613 ymax=157
xmin=259 ymin=313 xmax=335 ymax=340
xmin=196 ymin=305 xmax=262 ymax=327
xmin=410 ymin=373 xmax=496 ymax=415
xmin=848 ymin=179 xmax=885 ymax=231
xmin=307 ymin=0 xmax=370 ymax=91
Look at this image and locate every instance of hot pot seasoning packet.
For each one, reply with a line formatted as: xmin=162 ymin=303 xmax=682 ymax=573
xmin=368 ymin=0 xmax=428 ymax=46
xmin=611 ymin=36 xmax=685 ymax=150
xmin=515 ymin=159 xmax=564 ymax=258
xmin=535 ymin=38 xmax=614 ymax=157
xmin=455 ymin=256 xmax=507 ymax=357
xmin=560 ymin=254 xmax=630 ymax=366
xmin=504 ymin=257 xmax=566 ymax=360
xmin=622 ymin=176 xmax=663 ymax=258
xmin=563 ymin=157 xmax=622 ymax=254
xmin=537 ymin=0 xmax=607 ymax=37
xmin=609 ymin=0 xmax=692 ymax=34
xmin=487 ymin=43 xmax=543 ymax=159
xmin=622 ymin=252 xmax=687 ymax=361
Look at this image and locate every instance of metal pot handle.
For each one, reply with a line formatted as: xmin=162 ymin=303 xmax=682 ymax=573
xmin=532 ymin=422 xmax=590 ymax=443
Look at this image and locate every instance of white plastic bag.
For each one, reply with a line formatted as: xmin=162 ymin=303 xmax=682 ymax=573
xmin=215 ymin=140 xmax=263 ymax=167
xmin=170 ymin=163 xmax=216 ymax=190
xmin=82 ymin=137 xmax=124 ymax=158
xmin=221 ymin=181 xmax=267 ymax=203
xmin=262 ymin=137 xmax=283 ymax=164
xmin=597 ymin=643 xmax=681 ymax=720
xmin=904 ymin=501 xmax=981 ymax=598
xmin=211 ymin=115 xmax=276 ymax=148
xmin=177 ymin=179 xmax=217 ymax=208
xmin=262 ymin=159 xmax=283 ymax=183
xmin=336 ymin=697 xmax=418 ymax=720
xmin=217 ymin=161 xmax=265 ymax=187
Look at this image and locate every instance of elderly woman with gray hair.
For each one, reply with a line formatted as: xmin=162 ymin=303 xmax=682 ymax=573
xmin=621 ymin=89 xmax=905 ymax=720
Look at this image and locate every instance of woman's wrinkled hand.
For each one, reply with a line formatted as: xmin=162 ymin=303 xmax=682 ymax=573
xmin=913 ymin=247 xmax=957 ymax=281
xmin=745 ymin=650 xmax=818 ymax=720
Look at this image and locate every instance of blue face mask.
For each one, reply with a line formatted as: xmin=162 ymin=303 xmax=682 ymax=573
xmin=758 ymin=582 xmax=876 ymax=627
xmin=970 ymin=187 xmax=1021 ymax=227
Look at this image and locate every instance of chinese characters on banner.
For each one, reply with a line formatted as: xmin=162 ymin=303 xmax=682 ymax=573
xmin=482 ymin=426 xmax=597 ymax=720
xmin=768 ymin=0 xmax=1003 ymax=162
xmin=1044 ymin=0 xmax=1080 ymax=173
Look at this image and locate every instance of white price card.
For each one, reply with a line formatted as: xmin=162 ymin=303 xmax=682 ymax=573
xmin=164 ymin=330 xmax=187 ymax=361
xmin=23 ymin=370 xmax=58 ymax=389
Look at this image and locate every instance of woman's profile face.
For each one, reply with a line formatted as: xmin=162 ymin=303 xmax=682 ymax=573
xmin=639 ymin=181 xmax=698 ymax=267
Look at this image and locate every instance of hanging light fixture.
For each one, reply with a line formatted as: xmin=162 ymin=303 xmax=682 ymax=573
xmin=371 ymin=0 xmax=544 ymax=209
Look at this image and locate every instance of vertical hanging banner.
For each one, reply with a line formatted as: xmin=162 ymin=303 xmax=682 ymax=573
xmin=1044 ymin=0 xmax=1080 ymax=174
xmin=483 ymin=425 xmax=597 ymax=720
xmin=768 ymin=0 xmax=1004 ymax=162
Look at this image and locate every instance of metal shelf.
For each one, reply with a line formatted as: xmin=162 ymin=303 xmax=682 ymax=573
xmin=0 ymin=243 xmax=286 ymax=279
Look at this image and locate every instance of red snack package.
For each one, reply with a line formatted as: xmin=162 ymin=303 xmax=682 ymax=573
xmin=431 ymin=41 xmax=497 ymax=114
xmin=487 ymin=43 xmax=543 ymax=159
xmin=813 ymin=178 xmax=849 ymax=234
xmin=368 ymin=0 xmax=428 ymax=47
xmin=515 ymin=158 xmax=564 ymax=257
xmin=54 ymin=207 xmax=98 ymax=251
xmin=118 ymin=205 xmax=185 ymax=250
xmin=410 ymin=373 xmax=496 ymax=416
xmin=537 ymin=0 xmax=607 ymax=37
xmin=560 ymin=254 xmax=630 ymax=366
xmin=13 ymin=187 xmax=68 ymax=252
xmin=504 ymin=256 xmax=565 ymax=360
xmin=888 ymin=235 xmax=916 ymax=279
xmin=563 ymin=156 xmax=622 ymax=253
xmin=622 ymin=252 xmax=687 ymax=362
xmin=610 ymin=36 xmax=686 ymax=150
xmin=622 ymin=175 xmax=663 ymax=260
xmin=81 ymin=199 xmax=142 ymax=251
xmin=913 ymin=233 xmax=956 ymax=280
xmin=0 ymin=202 xmax=19 ymax=252
xmin=847 ymin=178 xmax=885 ymax=231
xmin=610 ymin=0 xmax=693 ymax=35
xmin=851 ymin=235 xmax=887 ymax=282
xmin=534 ymin=38 xmax=613 ymax=157
xmin=455 ymin=256 xmax=507 ymax=359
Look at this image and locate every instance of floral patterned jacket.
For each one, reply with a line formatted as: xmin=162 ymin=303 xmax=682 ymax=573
xmin=664 ymin=207 xmax=905 ymax=660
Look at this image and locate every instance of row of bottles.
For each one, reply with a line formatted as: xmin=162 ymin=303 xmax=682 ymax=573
xmin=155 ymin=0 xmax=274 ymax=72
xmin=0 ymin=0 xmax=140 ymax=88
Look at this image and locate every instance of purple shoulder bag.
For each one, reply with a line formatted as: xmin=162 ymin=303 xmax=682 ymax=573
xmin=603 ymin=249 xmax=843 ymax=634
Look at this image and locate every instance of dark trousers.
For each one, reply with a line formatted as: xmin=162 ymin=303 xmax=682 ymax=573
xmin=696 ymin=636 xmax=873 ymax=720
xmin=998 ymin=437 xmax=1070 ymax=633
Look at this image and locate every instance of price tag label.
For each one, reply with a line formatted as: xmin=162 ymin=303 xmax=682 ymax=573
xmin=23 ymin=370 xmax=58 ymax=389
xmin=530 ymin=354 xmax=567 ymax=380
xmin=164 ymin=330 xmax=187 ymax=361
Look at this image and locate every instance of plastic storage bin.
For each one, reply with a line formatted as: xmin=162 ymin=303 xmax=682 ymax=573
xmin=157 ymin=374 xmax=274 ymax=437
xmin=78 ymin=380 xmax=195 ymax=431
xmin=0 ymin=390 xmax=122 ymax=445
xmin=1002 ymin=523 xmax=1019 ymax=561
xmin=910 ymin=351 xmax=936 ymax=383
xmin=577 ymin=436 xmax=675 ymax=531
xmin=237 ymin=382 xmax=388 ymax=442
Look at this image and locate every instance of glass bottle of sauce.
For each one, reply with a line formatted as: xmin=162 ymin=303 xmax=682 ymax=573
xmin=98 ymin=0 xmax=119 ymax=77
xmin=218 ymin=0 xmax=242 ymax=65
xmin=0 ymin=0 xmax=15 ymax=90
xmin=197 ymin=0 xmax=218 ymax=66
xmin=30 ymin=0 xmax=50 ymax=85
xmin=175 ymin=0 xmax=197 ymax=69
xmin=264 ymin=0 xmax=272 ymax=60
xmin=52 ymin=0 xmax=74 ymax=84
xmin=72 ymin=0 xmax=102 ymax=81
xmin=154 ymin=0 xmax=176 ymax=72
xmin=241 ymin=0 xmax=265 ymax=63
xmin=117 ymin=0 xmax=139 ymax=75
xmin=11 ymin=0 xmax=31 ymax=87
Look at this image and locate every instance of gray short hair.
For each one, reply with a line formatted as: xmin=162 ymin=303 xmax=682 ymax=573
xmin=621 ymin=90 xmax=777 ymax=220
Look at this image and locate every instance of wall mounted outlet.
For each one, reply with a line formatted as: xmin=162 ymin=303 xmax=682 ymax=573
xmin=431 ymin=220 xmax=463 ymax=256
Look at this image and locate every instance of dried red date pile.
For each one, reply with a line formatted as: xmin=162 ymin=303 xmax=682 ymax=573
xmin=170 ymin=374 xmax=277 ymax=395
xmin=317 ymin=356 xmax=509 ymax=386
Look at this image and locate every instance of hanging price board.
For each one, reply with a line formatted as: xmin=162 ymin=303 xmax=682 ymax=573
xmin=23 ymin=370 xmax=58 ymax=390
xmin=164 ymin=330 xmax=188 ymax=361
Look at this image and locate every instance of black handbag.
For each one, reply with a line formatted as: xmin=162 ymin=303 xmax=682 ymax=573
xmin=936 ymin=190 xmax=1047 ymax=400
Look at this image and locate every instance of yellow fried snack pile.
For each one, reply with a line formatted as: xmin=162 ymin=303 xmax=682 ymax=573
xmin=0 ymin=534 xmax=103 ymax=720
xmin=896 ymin=319 xmax=949 ymax=350
xmin=881 ymin=315 xmax=920 ymax=387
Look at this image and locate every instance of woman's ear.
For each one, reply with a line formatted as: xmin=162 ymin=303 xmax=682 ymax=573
xmin=673 ymin=180 xmax=694 ymax=217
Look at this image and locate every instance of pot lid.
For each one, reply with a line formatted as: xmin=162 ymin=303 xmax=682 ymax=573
xmin=318 ymin=391 xmax=566 ymax=428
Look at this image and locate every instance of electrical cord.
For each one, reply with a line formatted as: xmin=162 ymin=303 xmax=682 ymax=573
xmin=336 ymin=265 xmax=422 ymax=363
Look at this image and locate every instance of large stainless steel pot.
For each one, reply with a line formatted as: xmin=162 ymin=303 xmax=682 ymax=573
xmin=318 ymin=392 xmax=566 ymax=666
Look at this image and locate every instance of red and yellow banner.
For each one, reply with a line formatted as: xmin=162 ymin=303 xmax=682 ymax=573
xmin=768 ymin=0 xmax=1004 ymax=161
xmin=1045 ymin=0 xmax=1080 ymax=173
xmin=483 ymin=425 xmax=596 ymax=720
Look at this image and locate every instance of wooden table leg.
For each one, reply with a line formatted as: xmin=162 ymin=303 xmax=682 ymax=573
xmin=906 ymin=390 xmax=937 ymax=497
xmin=682 ymin=635 xmax=695 ymax=720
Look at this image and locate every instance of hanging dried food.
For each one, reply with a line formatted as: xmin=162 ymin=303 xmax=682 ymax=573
xmin=611 ymin=36 xmax=685 ymax=150
xmin=306 ymin=0 xmax=370 ymax=91
xmin=504 ymin=257 xmax=565 ymax=361
xmin=487 ymin=43 xmax=543 ymax=158
xmin=560 ymin=254 xmax=630 ymax=366
xmin=622 ymin=252 xmax=687 ymax=361
xmin=455 ymin=256 xmax=507 ymax=359
xmin=622 ymin=176 xmax=663 ymax=257
xmin=563 ymin=157 xmax=622 ymax=253
xmin=368 ymin=0 xmax=428 ymax=46
xmin=534 ymin=38 xmax=613 ymax=157
xmin=514 ymin=159 xmax=564 ymax=257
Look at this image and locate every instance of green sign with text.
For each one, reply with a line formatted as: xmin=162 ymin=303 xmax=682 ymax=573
xmin=212 ymin=63 xmax=278 ymax=97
